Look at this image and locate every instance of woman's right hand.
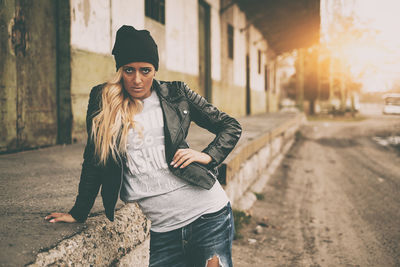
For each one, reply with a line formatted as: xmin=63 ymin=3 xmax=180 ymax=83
xmin=45 ymin=213 xmax=77 ymax=223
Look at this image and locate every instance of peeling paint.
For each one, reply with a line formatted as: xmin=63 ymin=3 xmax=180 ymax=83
xmin=70 ymin=0 xmax=111 ymax=54
xmin=83 ymin=0 xmax=90 ymax=27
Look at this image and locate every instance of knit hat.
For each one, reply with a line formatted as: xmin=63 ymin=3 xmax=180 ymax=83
xmin=112 ymin=25 xmax=159 ymax=71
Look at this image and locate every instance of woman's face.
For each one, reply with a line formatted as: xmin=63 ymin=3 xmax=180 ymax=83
xmin=122 ymin=62 xmax=156 ymax=100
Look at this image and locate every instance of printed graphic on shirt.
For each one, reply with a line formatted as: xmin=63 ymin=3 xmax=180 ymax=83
xmin=127 ymin=107 xmax=167 ymax=175
xmin=123 ymin=92 xmax=187 ymax=199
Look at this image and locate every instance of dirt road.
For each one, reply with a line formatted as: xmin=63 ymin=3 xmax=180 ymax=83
xmin=233 ymin=115 xmax=400 ymax=267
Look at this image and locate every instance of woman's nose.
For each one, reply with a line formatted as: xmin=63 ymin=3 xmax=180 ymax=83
xmin=133 ymin=72 xmax=142 ymax=84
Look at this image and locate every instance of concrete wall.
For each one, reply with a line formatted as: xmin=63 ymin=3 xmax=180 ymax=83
xmin=0 ymin=1 xmax=17 ymax=152
xmin=249 ymin=25 xmax=268 ymax=114
xmin=70 ymin=0 xmax=113 ymax=141
xmin=225 ymin=115 xmax=305 ymax=210
xmin=217 ymin=3 xmax=247 ymax=116
xmin=70 ymin=0 xmax=146 ymax=141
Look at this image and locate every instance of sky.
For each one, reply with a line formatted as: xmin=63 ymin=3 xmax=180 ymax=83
xmin=322 ymin=0 xmax=400 ymax=92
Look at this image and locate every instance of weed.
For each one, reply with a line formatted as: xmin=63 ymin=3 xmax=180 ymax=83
xmin=254 ymin=192 xmax=265 ymax=200
xmin=232 ymin=209 xmax=251 ymax=240
xmin=295 ymin=130 xmax=303 ymax=141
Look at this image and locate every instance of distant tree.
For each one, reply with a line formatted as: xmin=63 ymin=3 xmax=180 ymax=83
xmin=282 ymin=75 xmax=296 ymax=100
xmin=321 ymin=0 xmax=381 ymax=112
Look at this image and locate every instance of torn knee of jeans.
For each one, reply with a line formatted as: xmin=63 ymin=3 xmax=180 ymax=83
xmin=205 ymin=254 xmax=222 ymax=267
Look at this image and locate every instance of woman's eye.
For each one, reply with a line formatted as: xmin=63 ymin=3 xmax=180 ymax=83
xmin=142 ymin=68 xmax=151 ymax=74
xmin=124 ymin=68 xmax=133 ymax=74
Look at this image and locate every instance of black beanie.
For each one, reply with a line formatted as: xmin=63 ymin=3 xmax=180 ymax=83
xmin=112 ymin=25 xmax=159 ymax=71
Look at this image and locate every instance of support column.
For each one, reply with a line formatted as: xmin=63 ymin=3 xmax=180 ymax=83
xmin=296 ymin=48 xmax=304 ymax=111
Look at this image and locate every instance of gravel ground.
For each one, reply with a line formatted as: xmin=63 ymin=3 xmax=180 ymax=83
xmin=233 ymin=114 xmax=400 ymax=267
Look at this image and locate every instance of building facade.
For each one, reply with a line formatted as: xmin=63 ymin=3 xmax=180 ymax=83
xmin=0 ymin=0 xmax=282 ymax=152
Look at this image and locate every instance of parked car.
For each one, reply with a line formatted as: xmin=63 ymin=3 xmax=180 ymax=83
xmin=383 ymin=93 xmax=400 ymax=115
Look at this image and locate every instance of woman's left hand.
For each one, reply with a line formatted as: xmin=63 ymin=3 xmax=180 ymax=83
xmin=171 ymin=149 xmax=212 ymax=168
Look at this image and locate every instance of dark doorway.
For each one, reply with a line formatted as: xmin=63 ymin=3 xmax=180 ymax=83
xmin=0 ymin=0 xmax=71 ymax=152
xmin=246 ymin=54 xmax=251 ymax=115
xmin=198 ymin=0 xmax=211 ymax=101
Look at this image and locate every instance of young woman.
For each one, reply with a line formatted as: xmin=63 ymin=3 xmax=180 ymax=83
xmin=45 ymin=25 xmax=241 ymax=267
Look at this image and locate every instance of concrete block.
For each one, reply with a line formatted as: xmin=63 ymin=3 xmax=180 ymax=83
xmin=250 ymin=173 xmax=269 ymax=193
xmin=117 ymin=238 xmax=150 ymax=267
xmin=235 ymin=191 xmax=257 ymax=211
xmin=271 ymin=136 xmax=282 ymax=156
xmin=29 ymin=204 xmax=150 ymax=267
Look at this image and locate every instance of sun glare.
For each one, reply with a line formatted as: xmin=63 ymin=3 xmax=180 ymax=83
xmin=322 ymin=0 xmax=400 ymax=92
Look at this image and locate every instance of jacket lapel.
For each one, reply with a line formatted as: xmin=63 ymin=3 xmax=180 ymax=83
xmin=154 ymin=80 xmax=181 ymax=160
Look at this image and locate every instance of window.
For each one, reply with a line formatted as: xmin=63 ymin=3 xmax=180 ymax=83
xmin=265 ymin=65 xmax=269 ymax=92
xmin=227 ymin=24 xmax=234 ymax=59
xmin=145 ymin=0 xmax=165 ymax=24
xmin=258 ymin=50 xmax=261 ymax=74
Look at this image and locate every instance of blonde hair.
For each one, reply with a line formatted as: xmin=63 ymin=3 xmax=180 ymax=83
xmin=91 ymin=68 xmax=143 ymax=165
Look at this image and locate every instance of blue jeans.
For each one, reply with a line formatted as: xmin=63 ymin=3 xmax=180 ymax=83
xmin=149 ymin=202 xmax=234 ymax=267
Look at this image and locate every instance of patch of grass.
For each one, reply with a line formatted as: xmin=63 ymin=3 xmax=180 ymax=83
xmin=232 ymin=209 xmax=251 ymax=240
xmin=253 ymin=192 xmax=265 ymax=200
xmin=295 ymin=130 xmax=303 ymax=141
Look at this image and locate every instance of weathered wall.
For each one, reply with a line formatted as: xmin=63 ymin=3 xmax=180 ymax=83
xmin=249 ymin=25 xmax=268 ymax=114
xmin=70 ymin=49 xmax=114 ymax=141
xmin=69 ymin=0 xmax=146 ymax=141
xmin=266 ymin=59 xmax=281 ymax=113
xmin=208 ymin=0 xmax=222 ymax=82
xmin=212 ymin=80 xmax=246 ymax=116
xmin=249 ymin=25 xmax=266 ymax=92
xmin=218 ymin=3 xmax=247 ymax=115
xmin=0 ymin=1 xmax=17 ymax=152
xmin=165 ymin=0 xmax=198 ymax=76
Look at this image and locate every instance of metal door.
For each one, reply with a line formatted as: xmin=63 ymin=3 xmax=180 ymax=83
xmin=0 ymin=0 xmax=69 ymax=152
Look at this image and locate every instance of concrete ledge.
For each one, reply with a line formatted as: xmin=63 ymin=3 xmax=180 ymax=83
xmin=28 ymin=203 xmax=150 ymax=266
xmin=224 ymin=113 xmax=305 ymax=210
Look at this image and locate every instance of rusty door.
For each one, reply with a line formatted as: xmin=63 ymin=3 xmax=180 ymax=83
xmin=0 ymin=0 xmax=60 ymax=152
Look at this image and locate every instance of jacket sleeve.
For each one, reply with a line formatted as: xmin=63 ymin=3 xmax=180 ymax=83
xmin=69 ymin=85 xmax=103 ymax=222
xmin=182 ymin=83 xmax=242 ymax=168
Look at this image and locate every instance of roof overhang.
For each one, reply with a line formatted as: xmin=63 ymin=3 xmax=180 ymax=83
xmin=234 ymin=0 xmax=320 ymax=54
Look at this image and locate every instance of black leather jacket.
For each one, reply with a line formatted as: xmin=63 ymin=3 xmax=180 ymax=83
xmin=69 ymin=80 xmax=242 ymax=222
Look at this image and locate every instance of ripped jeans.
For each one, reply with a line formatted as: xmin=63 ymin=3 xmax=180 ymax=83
xmin=149 ymin=202 xmax=234 ymax=267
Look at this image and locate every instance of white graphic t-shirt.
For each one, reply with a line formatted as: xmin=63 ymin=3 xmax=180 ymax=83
xmin=120 ymin=91 xmax=228 ymax=232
